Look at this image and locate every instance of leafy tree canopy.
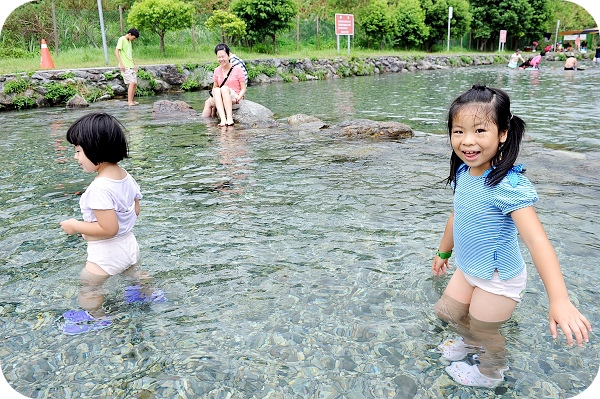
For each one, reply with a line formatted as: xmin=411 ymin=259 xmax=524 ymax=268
xmin=205 ymin=10 xmax=246 ymax=44
xmin=421 ymin=0 xmax=471 ymax=51
xmin=128 ymin=0 xmax=194 ymax=54
xmin=359 ymin=0 xmax=394 ymax=49
xmin=391 ymin=0 xmax=429 ymax=48
xmin=231 ymin=0 xmax=298 ymax=53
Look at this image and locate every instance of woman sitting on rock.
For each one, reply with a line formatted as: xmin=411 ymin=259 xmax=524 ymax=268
xmin=202 ymin=43 xmax=247 ymax=127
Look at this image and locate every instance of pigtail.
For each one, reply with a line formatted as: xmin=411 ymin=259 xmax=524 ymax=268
xmin=485 ymin=113 xmax=525 ymax=186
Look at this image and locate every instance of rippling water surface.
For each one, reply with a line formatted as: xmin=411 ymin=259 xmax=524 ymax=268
xmin=1 ymin=63 xmax=598 ymax=398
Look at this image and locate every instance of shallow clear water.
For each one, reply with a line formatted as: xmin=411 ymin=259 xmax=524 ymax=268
xmin=0 ymin=63 xmax=598 ymax=398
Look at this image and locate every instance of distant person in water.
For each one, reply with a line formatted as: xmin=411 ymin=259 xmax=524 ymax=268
xmin=507 ymin=49 xmax=525 ymax=69
xmin=564 ymin=54 xmax=578 ymax=70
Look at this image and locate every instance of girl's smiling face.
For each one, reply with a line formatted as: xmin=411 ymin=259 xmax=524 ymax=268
xmin=450 ymin=105 xmax=507 ymax=176
xmin=74 ymin=145 xmax=97 ymax=173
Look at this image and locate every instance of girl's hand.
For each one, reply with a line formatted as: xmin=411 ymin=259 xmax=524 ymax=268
xmin=432 ymin=256 xmax=450 ymax=276
xmin=60 ymin=218 xmax=78 ymax=235
xmin=549 ymin=299 xmax=592 ymax=346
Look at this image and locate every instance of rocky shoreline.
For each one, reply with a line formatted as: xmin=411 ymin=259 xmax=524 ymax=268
xmin=0 ymin=52 xmax=582 ymax=112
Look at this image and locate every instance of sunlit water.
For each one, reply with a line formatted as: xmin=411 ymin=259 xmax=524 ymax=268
xmin=0 ymin=63 xmax=598 ymax=398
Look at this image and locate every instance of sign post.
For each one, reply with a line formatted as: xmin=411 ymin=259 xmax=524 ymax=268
xmin=447 ymin=7 xmax=453 ymax=52
xmin=554 ymin=20 xmax=560 ymax=52
xmin=335 ymin=14 xmax=354 ymax=55
xmin=499 ymin=30 xmax=507 ymax=52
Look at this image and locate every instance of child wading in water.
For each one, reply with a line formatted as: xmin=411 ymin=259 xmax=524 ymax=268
xmin=60 ymin=113 xmax=164 ymax=335
xmin=432 ymin=85 xmax=591 ymax=388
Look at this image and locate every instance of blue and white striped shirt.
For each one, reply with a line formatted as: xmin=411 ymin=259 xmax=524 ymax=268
xmin=452 ymin=163 xmax=538 ymax=280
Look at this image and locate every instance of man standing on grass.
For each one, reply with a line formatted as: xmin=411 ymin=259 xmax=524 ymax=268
xmin=115 ymin=28 xmax=140 ymax=106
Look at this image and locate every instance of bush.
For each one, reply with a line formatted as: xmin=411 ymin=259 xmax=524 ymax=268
xmin=3 ymin=78 xmax=31 ymax=94
xmin=60 ymin=71 xmax=76 ymax=79
xmin=13 ymin=95 xmax=35 ymax=109
xmin=181 ymin=78 xmax=199 ymax=91
xmin=0 ymin=47 xmax=34 ymax=59
xmin=43 ymin=81 xmax=77 ymax=103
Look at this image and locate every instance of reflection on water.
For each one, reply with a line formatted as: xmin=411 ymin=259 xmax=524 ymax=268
xmin=0 ymin=64 xmax=598 ymax=398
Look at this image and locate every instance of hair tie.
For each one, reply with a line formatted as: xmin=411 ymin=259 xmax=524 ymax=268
xmin=510 ymin=113 xmax=514 ymax=120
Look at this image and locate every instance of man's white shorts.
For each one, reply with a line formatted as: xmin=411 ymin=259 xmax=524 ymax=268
xmin=122 ymin=68 xmax=137 ymax=85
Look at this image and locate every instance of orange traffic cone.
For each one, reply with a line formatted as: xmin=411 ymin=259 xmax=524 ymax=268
xmin=40 ymin=39 xmax=55 ymax=69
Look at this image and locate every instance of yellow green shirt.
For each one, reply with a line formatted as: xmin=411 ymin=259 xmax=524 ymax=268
xmin=116 ymin=36 xmax=134 ymax=68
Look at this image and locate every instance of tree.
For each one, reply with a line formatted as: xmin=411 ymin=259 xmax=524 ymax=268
xmin=231 ymin=0 xmax=298 ymax=53
xmin=205 ymin=10 xmax=247 ymax=44
xmin=359 ymin=0 xmax=394 ymax=49
xmin=296 ymin=0 xmax=329 ymax=50
xmin=470 ymin=0 xmax=552 ymax=51
xmin=547 ymin=0 xmax=595 ymax=31
xmin=390 ymin=0 xmax=429 ymax=49
xmin=127 ymin=0 xmax=194 ymax=55
xmin=420 ymin=0 xmax=471 ymax=51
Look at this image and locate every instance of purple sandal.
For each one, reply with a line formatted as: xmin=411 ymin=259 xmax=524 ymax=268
xmin=124 ymin=285 xmax=167 ymax=303
xmin=62 ymin=310 xmax=112 ymax=335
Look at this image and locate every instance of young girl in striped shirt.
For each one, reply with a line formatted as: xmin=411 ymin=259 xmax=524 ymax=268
xmin=431 ymin=85 xmax=591 ymax=388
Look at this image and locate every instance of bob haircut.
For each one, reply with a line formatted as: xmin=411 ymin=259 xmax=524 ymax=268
xmin=446 ymin=85 xmax=526 ymax=188
xmin=214 ymin=43 xmax=230 ymax=55
xmin=66 ymin=112 xmax=129 ymax=165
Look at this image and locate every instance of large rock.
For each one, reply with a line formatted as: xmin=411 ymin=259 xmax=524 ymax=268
xmin=229 ymin=100 xmax=277 ymax=128
xmin=287 ymin=114 xmax=322 ymax=125
xmin=152 ymin=100 xmax=198 ymax=118
xmin=337 ymin=119 xmax=413 ymax=139
xmin=66 ymin=94 xmax=89 ymax=108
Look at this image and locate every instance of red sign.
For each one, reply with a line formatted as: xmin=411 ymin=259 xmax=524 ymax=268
xmin=499 ymin=30 xmax=507 ymax=43
xmin=335 ymin=14 xmax=354 ymax=36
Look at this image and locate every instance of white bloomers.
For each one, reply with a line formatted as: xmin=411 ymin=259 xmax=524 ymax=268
xmin=462 ymin=268 xmax=527 ymax=303
xmin=86 ymin=232 xmax=140 ymax=275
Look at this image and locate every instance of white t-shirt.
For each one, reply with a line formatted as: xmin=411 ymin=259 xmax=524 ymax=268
xmin=79 ymin=172 xmax=142 ymax=236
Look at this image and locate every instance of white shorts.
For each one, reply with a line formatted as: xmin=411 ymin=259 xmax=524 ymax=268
xmin=86 ymin=231 xmax=140 ymax=275
xmin=122 ymin=68 xmax=137 ymax=85
xmin=462 ymin=268 xmax=527 ymax=303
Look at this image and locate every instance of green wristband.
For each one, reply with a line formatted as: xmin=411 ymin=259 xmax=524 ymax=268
xmin=436 ymin=250 xmax=452 ymax=259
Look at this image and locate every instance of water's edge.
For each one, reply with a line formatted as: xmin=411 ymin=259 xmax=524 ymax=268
xmin=0 ymin=54 xmax=514 ymax=111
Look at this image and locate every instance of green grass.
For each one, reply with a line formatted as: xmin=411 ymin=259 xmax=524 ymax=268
xmin=0 ymin=41 xmax=501 ymax=75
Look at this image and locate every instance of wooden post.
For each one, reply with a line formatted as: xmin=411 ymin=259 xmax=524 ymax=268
xmin=296 ymin=15 xmax=300 ymax=51
xmin=52 ymin=2 xmax=58 ymax=55
xmin=119 ymin=6 xmax=124 ymax=35
xmin=192 ymin=21 xmax=196 ymax=52
xmin=316 ymin=16 xmax=320 ymax=50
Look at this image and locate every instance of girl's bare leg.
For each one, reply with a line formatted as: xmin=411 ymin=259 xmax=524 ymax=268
xmin=435 ymin=269 xmax=517 ymax=379
xmin=79 ymin=263 xmax=110 ymax=318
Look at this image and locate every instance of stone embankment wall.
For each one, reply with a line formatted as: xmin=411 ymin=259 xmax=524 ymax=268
xmin=0 ymin=54 xmax=515 ymax=111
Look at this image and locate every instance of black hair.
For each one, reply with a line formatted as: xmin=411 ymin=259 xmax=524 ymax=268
xmin=66 ymin=112 xmax=129 ymax=165
xmin=127 ymin=28 xmax=139 ymax=38
xmin=446 ymin=85 xmax=526 ymax=189
xmin=541 ymin=50 xmax=546 ymax=56
xmin=214 ymin=43 xmax=230 ymax=55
